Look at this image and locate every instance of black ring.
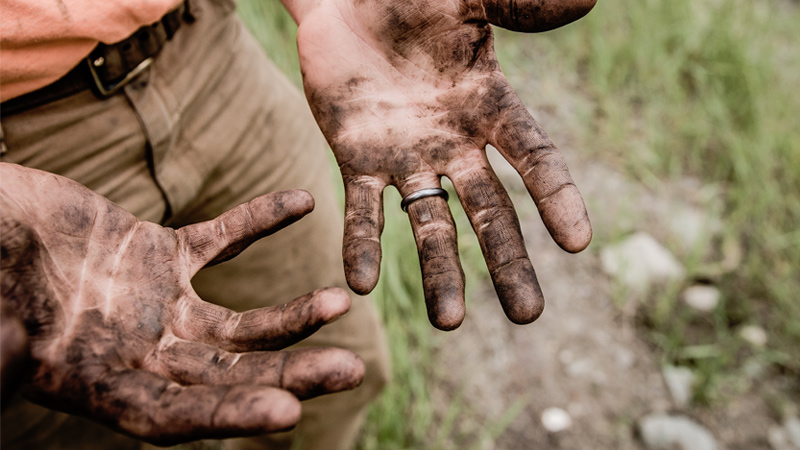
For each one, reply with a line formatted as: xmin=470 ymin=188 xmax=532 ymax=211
xmin=400 ymin=188 xmax=449 ymax=212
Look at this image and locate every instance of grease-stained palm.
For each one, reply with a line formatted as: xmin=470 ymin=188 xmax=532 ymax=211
xmin=292 ymin=0 xmax=596 ymax=329
xmin=0 ymin=163 xmax=365 ymax=446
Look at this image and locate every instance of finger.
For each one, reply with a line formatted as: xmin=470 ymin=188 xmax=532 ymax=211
xmin=342 ymin=177 xmax=385 ymax=295
xmin=173 ymin=287 xmax=352 ymax=353
xmin=466 ymin=0 xmax=598 ymax=32
xmin=148 ymin=337 xmax=365 ymax=400
xmin=89 ymin=369 xmax=301 ymax=446
xmin=449 ymin=156 xmax=544 ymax=324
xmin=179 ymin=190 xmax=315 ymax=273
xmin=401 ymin=183 xmax=466 ymax=330
xmin=490 ymin=98 xmax=592 ymax=253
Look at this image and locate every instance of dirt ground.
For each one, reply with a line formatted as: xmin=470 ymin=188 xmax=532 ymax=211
xmin=429 ymin=81 xmax=785 ymax=449
xmin=432 ymin=148 xmax=780 ymax=449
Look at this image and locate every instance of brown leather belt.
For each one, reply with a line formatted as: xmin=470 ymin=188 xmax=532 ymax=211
xmin=1 ymin=1 xmax=194 ymax=117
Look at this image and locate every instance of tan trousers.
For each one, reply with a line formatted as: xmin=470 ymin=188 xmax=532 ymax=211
xmin=0 ymin=0 xmax=390 ymax=448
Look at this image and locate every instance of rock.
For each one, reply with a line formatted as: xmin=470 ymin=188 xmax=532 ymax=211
xmin=615 ymin=346 xmax=636 ymax=370
xmin=682 ymin=284 xmax=720 ymax=312
xmin=768 ymin=425 xmax=797 ymax=450
xmin=601 ymin=232 xmax=685 ymax=292
xmin=638 ymin=413 xmax=718 ymax=450
xmin=541 ymin=407 xmax=573 ymax=433
xmin=785 ymin=416 xmax=800 ymax=448
xmin=667 ymin=204 xmax=721 ymax=256
xmin=739 ymin=325 xmax=768 ymax=348
xmin=662 ymin=365 xmax=695 ymax=408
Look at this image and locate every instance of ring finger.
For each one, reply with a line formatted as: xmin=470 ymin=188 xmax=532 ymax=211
xmin=398 ymin=176 xmax=466 ymax=331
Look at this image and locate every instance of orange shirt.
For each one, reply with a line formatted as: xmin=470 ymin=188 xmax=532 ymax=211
xmin=0 ymin=0 xmax=183 ymax=101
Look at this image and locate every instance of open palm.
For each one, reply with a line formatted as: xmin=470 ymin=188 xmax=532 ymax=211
xmin=296 ymin=0 xmax=596 ymax=329
xmin=0 ymin=163 xmax=364 ymax=445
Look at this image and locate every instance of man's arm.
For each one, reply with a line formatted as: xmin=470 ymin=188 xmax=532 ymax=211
xmin=278 ymin=0 xmax=595 ymax=330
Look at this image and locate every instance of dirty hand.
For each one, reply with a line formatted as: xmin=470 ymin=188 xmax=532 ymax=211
xmin=288 ymin=0 xmax=595 ymax=330
xmin=0 ymin=163 xmax=365 ymax=445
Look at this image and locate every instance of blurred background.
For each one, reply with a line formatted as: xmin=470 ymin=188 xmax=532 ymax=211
xmin=238 ymin=1 xmax=799 ymax=448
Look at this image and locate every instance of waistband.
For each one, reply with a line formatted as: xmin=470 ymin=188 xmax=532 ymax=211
xmin=0 ymin=1 xmax=194 ymax=117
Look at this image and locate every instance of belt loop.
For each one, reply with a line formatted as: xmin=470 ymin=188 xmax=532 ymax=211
xmin=183 ymin=0 xmax=196 ymax=23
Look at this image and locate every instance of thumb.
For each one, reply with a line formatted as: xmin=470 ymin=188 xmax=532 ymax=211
xmin=473 ymin=0 xmax=597 ymax=32
xmin=179 ymin=190 xmax=315 ymax=273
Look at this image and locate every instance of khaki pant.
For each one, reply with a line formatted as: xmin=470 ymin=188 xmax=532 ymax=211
xmin=0 ymin=0 xmax=390 ymax=448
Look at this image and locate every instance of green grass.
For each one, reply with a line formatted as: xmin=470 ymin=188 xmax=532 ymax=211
xmin=496 ymin=0 xmax=800 ymax=401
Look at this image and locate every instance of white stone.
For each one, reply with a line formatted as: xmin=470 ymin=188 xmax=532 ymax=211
xmin=541 ymin=407 xmax=573 ymax=433
xmin=662 ymin=365 xmax=695 ymax=408
xmin=668 ymin=205 xmax=719 ymax=255
xmin=739 ymin=325 xmax=768 ymax=348
xmin=638 ymin=413 xmax=718 ymax=450
xmin=600 ymin=232 xmax=685 ymax=292
xmin=768 ymin=425 xmax=793 ymax=450
xmin=558 ymin=349 xmax=575 ymax=365
xmin=615 ymin=347 xmax=636 ymax=370
xmin=682 ymin=284 xmax=721 ymax=312
xmin=785 ymin=416 xmax=800 ymax=448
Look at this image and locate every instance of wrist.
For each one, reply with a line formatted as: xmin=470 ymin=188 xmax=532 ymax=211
xmin=278 ymin=0 xmax=320 ymax=24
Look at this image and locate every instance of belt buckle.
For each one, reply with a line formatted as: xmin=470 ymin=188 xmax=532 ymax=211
xmin=86 ymin=56 xmax=153 ymax=97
